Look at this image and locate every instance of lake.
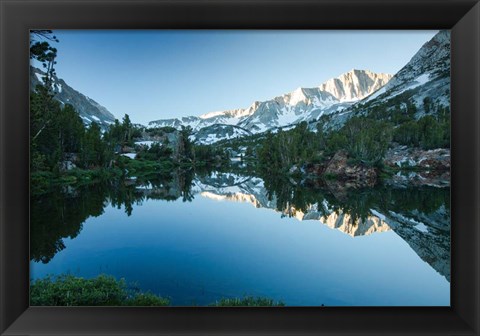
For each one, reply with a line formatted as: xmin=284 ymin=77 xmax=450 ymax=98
xmin=30 ymin=169 xmax=450 ymax=306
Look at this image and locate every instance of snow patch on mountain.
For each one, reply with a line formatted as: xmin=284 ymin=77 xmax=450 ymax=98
xmin=200 ymin=111 xmax=227 ymax=119
xmin=193 ymin=124 xmax=252 ymax=145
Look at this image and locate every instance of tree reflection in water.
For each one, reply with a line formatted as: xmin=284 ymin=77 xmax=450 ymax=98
xmin=31 ymin=168 xmax=450 ymax=281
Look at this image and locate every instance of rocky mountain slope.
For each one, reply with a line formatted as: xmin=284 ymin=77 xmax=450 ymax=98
xmin=30 ymin=66 xmax=116 ymax=129
xmin=149 ymin=69 xmax=392 ymax=142
xmin=319 ymin=69 xmax=392 ymax=102
xmin=325 ymin=30 xmax=450 ymax=129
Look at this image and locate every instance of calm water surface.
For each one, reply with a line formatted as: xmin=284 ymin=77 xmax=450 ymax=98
xmin=30 ymin=171 xmax=450 ymax=306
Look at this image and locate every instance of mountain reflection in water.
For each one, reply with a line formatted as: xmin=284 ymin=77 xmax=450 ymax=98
xmin=30 ymin=169 xmax=450 ymax=305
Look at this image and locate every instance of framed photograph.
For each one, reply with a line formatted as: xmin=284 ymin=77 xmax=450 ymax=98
xmin=1 ymin=0 xmax=479 ymax=335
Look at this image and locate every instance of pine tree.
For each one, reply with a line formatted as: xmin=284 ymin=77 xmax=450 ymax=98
xmin=30 ymin=31 xmax=59 ymax=143
xmin=81 ymin=122 xmax=107 ymax=168
xmin=122 ymin=114 xmax=133 ymax=146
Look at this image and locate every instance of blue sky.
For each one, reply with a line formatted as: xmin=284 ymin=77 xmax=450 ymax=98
xmin=46 ymin=30 xmax=438 ymax=125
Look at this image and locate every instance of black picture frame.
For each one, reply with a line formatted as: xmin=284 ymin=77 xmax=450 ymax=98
xmin=1 ymin=0 xmax=479 ymax=335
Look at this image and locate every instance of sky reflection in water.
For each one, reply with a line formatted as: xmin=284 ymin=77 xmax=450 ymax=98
xmin=30 ymin=179 xmax=450 ymax=306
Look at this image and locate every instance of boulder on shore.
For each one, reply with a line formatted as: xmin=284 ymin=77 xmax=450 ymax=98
xmin=323 ymin=151 xmax=377 ymax=187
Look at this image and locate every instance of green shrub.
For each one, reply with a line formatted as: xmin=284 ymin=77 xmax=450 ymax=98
xmin=211 ymin=296 xmax=285 ymax=307
xmin=323 ymin=172 xmax=338 ymax=180
xmin=124 ymin=293 xmax=170 ymax=306
xmin=30 ymin=274 xmax=127 ymax=306
xmin=30 ymin=274 xmax=169 ymax=306
xmin=31 ymin=276 xmax=287 ymax=307
xmin=57 ymin=175 xmax=77 ymax=185
xmin=31 ymin=171 xmax=54 ymax=194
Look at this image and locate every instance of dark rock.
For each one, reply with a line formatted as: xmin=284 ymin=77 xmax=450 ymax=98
xmin=324 ymin=151 xmax=377 ymax=187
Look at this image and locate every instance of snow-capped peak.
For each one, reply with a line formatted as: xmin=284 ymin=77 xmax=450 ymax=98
xmin=199 ymin=110 xmax=227 ymax=119
xmin=149 ymin=69 xmax=393 ymax=137
xmin=287 ymin=87 xmax=308 ymax=105
xmin=318 ymin=69 xmax=393 ymax=102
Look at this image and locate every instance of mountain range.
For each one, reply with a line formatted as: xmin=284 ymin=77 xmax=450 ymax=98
xmin=149 ymin=30 xmax=450 ymax=144
xmin=149 ymin=69 xmax=392 ymax=143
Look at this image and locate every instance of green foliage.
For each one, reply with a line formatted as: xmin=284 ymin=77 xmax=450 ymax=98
xmin=325 ymin=131 xmax=347 ymax=155
xmin=393 ymin=121 xmax=420 ymax=147
xmin=81 ymin=122 xmax=110 ymax=168
xmin=30 ymin=171 xmax=55 ymax=194
xmin=323 ymin=172 xmax=338 ymax=180
xmin=31 ymin=92 xmax=89 ymax=172
xmin=30 ymin=274 xmax=169 ymax=306
xmin=121 ymin=156 xmax=174 ymax=176
xmin=55 ymin=104 xmax=85 ymax=153
xmin=257 ymin=115 xmax=393 ymax=174
xmin=103 ymin=114 xmax=141 ymax=150
xmin=146 ymin=126 xmax=176 ymax=136
xmin=418 ymin=115 xmax=450 ymax=149
xmin=122 ymin=114 xmax=134 ymax=145
xmin=123 ymin=293 xmax=170 ymax=306
xmin=245 ymin=146 xmax=254 ymax=158
xmin=67 ymin=167 xmax=122 ymax=183
xmin=30 ymin=274 xmax=126 ymax=306
xmin=30 ymin=31 xmax=58 ymax=86
xmin=340 ymin=116 xmax=393 ymax=165
xmin=393 ymin=114 xmax=450 ymax=149
xmin=30 ymin=275 xmax=288 ymax=306
xmin=136 ymin=143 xmax=173 ymax=161
xmin=194 ymin=144 xmax=229 ymax=164
xmin=423 ymin=97 xmax=432 ymax=113
xmin=30 ymin=149 xmax=48 ymax=172
xmin=211 ymin=296 xmax=285 ymax=307
xmin=176 ymin=126 xmax=194 ymax=161
xmin=344 ymin=89 xmax=450 ymax=152
xmin=131 ymin=127 xmax=143 ymax=140
xmin=104 ymin=119 xmax=124 ymax=150
xmin=257 ymin=122 xmax=318 ymax=173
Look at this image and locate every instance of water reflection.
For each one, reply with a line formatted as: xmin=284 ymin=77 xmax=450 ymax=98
xmin=31 ymin=168 xmax=450 ymax=283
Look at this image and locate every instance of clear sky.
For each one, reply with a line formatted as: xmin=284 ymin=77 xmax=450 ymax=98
xmin=46 ymin=30 xmax=438 ymax=125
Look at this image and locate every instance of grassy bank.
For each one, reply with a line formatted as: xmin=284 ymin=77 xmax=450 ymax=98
xmin=30 ymin=274 xmax=284 ymax=307
xmin=30 ymin=156 xmax=178 ymax=195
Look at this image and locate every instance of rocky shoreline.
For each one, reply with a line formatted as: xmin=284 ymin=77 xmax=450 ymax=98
xmin=292 ymin=145 xmax=450 ymax=190
xmin=383 ymin=146 xmax=450 ymax=188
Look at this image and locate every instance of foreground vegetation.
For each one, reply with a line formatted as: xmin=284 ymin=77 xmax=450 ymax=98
xmin=210 ymin=297 xmax=285 ymax=307
xmin=30 ymin=274 xmax=284 ymax=307
xmin=30 ymin=274 xmax=169 ymax=306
